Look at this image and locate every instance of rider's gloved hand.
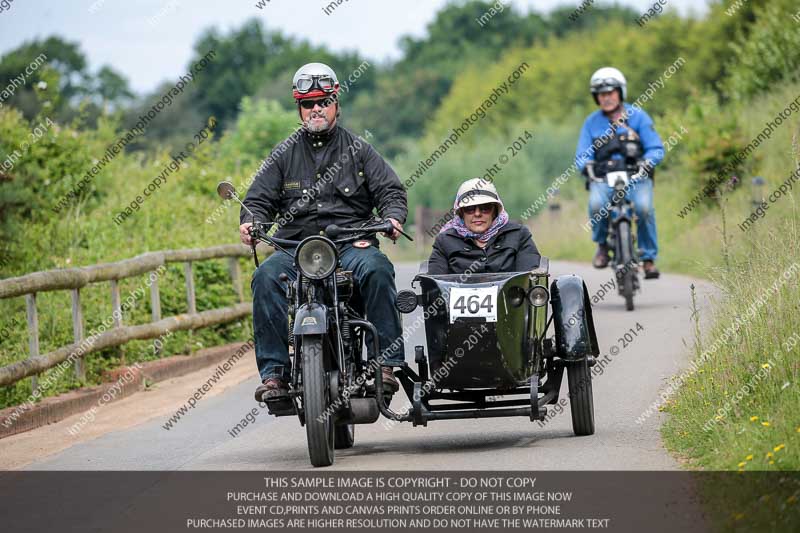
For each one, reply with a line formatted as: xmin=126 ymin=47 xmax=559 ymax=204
xmin=636 ymin=160 xmax=653 ymax=178
xmin=239 ymin=222 xmax=253 ymax=246
xmin=386 ymin=218 xmax=403 ymax=241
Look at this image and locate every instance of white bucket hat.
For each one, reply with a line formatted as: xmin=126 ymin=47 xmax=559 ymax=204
xmin=454 ymin=178 xmax=504 ymax=211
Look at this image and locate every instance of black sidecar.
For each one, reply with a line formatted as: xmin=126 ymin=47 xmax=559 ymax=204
xmin=388 ymin=257 xmax=600 ymax=435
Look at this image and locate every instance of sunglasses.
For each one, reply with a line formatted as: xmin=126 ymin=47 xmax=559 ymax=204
xmin=299 ymin=97 xmax=336 ymax=110
xmin=461 ymin=204 xmax=495 ymax=214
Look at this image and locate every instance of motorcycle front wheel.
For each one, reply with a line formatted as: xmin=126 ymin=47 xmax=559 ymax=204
xmin=617 ymin=220 xmax=635 ymax=311
xmin=301 ymin=335 xmax=335 ymax=467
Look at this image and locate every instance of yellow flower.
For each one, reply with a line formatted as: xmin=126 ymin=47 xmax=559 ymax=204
xmin=788 ymin=495 xmax=797 ymax=504
xmin=745 ymin=454 xmax=753 ymax=461
xmin=796 ymin=426 xmax=799 ymax=433
xmin=761 ymin=422 xmax=771 ymax=427
xmin=769 ymin=460 xmax=775 ymax=465
xmin=761 ymin=363 xmax=770 ymax=369
xmin=774 ymin=444 xmax=786 ymax=452
xmin=738 ymin=461 xmax=746 ymax=468
xmin=750 ymin=416 xmax=759 ymax=422
xmin=767 ymin=452 xmax=774 ymax=459
xmin=733 ymin=512 xmax=745 ymax=521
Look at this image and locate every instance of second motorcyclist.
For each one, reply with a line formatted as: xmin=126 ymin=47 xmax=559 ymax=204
xmin=575 ymin=67 xmax=665 ymax=278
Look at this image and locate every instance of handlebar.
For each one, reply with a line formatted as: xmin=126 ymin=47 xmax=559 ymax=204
xmin=586 ymin=161 xmax=648 ymax=183
xmin=325 ymin=221 xmax=413 ymax=242
xmin=249 ymin=220 xmax=413 ymax=251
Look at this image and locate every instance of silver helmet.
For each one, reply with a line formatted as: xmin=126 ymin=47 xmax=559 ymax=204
xmin=590 ymin=67 xmax=627 ymax=103
xmin=292 ymin=62 xmax=340 ymax=100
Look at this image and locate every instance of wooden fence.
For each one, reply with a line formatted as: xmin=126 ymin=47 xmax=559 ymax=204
xmin=0 ymin=244 xmax=269 ymax=389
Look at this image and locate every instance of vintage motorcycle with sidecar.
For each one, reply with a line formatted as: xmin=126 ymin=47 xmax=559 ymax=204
xmin=219 ymin=181 xmax=600 ymax=468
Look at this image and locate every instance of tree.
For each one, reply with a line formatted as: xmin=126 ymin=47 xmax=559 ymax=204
xmin=185 ymin=19 xmax=375 ymax=131
xmin=0 ymin=36 xmax=89 ymax=118
xmin=93 ymin=66 xmax=134 ymax=108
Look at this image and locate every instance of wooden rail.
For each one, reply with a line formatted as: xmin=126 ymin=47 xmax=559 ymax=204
xmin=0 ymin=244 xmax=268 ymax=388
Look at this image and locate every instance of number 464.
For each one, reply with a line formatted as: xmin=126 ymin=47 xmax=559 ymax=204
xmin=453 ymin=294 xmax=493 ymax=313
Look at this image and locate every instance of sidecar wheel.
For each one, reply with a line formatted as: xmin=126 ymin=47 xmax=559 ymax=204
xmin=567 ymin=359 xmax=595 ymax=436
xmin=302 ymin=336 xmax=335 ymax=467
xmin=334 ymin=424 xmax=355 ymax=449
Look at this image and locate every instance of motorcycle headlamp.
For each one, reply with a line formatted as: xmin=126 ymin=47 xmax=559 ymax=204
xmin=527 ymin=285 xmax=549 ymax=307
xmin=296 ymin=237 xmax=338 ymax=280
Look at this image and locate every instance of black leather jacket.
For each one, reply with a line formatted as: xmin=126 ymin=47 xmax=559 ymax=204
xmin=240 ymin=124 xmax=407 ymax=243
xmin=427 ymin=222 xmax=541 ymax=275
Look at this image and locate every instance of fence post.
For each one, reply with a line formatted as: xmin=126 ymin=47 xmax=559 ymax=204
xmin=110 ymin=280 xmax=124 ymax=364
xmin=228 ymin=257 xmax=244 ymax=303
xmin=150 ymin=272 xmax=162 ymax=355
xmin=25 ymin=293 xmax=39 ymax=393
xmin=71 ymin=289 xmax=85 ymax=380
xmin=185 ymin=262 xmax=196 ymax=352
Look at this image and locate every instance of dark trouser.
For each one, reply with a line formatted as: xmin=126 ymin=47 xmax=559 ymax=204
xmin=251 ymin=244 xmax=405 ymax=381
xmin=588 ymin=176 xmax=658 ymax=261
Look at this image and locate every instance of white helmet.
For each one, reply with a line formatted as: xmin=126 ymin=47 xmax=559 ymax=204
xmin=454 ymin=178 xmax=504 ymax=211
xmin=292 ymin=62 xmax=340 ymax=100
xmin=590 ymin=67 xmax=627 ymax=103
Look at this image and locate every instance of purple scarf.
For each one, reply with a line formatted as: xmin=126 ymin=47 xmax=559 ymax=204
xmin=440 ymin=205 xmax=509 ymax=244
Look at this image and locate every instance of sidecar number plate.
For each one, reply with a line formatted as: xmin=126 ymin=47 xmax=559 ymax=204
xmin=449 ymin=286 xmax=498 ymax=323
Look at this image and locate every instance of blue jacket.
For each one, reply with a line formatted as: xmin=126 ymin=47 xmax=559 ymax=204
xmin=575 ymin=103 xmax=664 ymax=172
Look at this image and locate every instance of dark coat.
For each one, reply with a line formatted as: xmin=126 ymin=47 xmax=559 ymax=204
xmin=240 ymin=124 xmax=407 ymax=242
xmin=426 ymin=221 xmax=541 ymax=275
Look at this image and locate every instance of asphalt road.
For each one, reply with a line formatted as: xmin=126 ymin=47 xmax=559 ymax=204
xmin=24 ymin=260 xmax=715 ymax=472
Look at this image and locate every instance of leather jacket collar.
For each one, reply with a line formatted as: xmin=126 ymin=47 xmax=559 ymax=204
xmin=303 ymin=123 xmax=339 ymax=147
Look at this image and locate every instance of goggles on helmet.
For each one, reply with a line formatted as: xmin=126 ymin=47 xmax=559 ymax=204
xmin=295 ymin=75 xmax=337 ymax=94
xmin=591 ymin=78 xmax=622 ymax=92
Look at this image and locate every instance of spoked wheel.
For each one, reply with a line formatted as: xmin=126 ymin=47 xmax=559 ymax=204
xmin=617 ymin=220 xmax=635 ymax=311
xmin=567 ymin=359 xmax=595 ymax=436
xmin=301 ymin=335 xmax=335 ymax=467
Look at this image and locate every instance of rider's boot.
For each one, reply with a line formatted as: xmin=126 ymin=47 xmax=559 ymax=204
xmin=592 ymin=243 xmax=610 ymax=269
xmin=642 ymin=260 xmax=660 ymax=279
xmin=381 ymin=367 xmax=399 ymax=394
xmin=255 ymin=377 xmax=295 ymax=415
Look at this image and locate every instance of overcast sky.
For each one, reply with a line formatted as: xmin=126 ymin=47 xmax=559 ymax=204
xmin=0 ymin=0 xmax=708 ymax=94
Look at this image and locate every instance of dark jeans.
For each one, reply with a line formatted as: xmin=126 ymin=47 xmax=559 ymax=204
xmin=251 ymin=244 xmax=405 ymax=381
xmin=588 ymin=176 xmax=658 ymax=261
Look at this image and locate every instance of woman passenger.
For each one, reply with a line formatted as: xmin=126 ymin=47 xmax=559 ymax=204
xmin=427 ymin=178 xmax=541 ymax=275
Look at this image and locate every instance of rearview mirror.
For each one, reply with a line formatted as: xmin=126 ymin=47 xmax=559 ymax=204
xmin=217 ymin=181 xmax=237 ymax=200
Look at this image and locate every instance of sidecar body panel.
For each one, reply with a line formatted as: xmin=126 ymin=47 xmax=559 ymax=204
xmin=415 ymin=271 xmax=545 ymax=389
